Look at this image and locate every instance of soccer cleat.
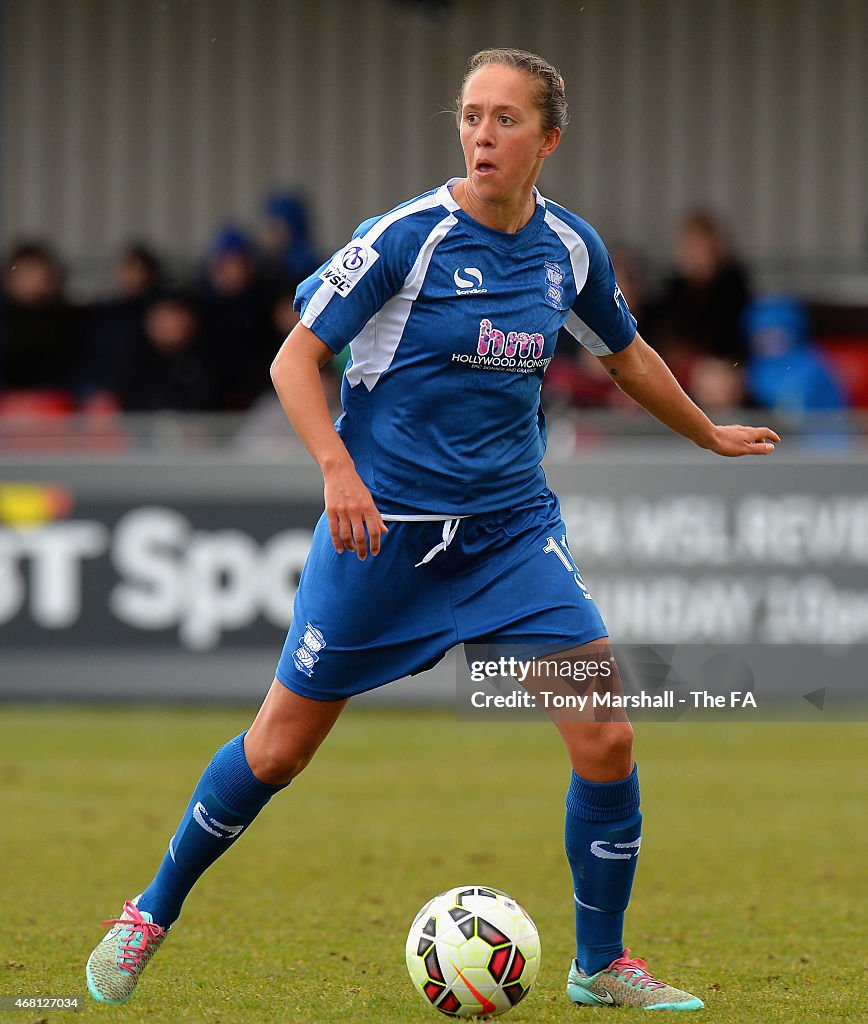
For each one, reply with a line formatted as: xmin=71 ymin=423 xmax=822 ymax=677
xmin=86 ymin=899 xmax=167 ymax=1005
xmin=567 ymin=949 xmax=704 ymax=1011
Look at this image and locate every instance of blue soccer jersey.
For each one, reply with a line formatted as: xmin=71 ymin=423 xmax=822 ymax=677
xmin=294 ymin=178 xmax=636 ymax=514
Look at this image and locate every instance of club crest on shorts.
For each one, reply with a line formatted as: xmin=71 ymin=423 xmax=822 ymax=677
xmin=291 ymin=622 xmax=327 ymax=677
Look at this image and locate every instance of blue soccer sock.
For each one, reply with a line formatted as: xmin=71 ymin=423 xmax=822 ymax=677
xmin=564 ymin=764 xmax=642 ymax=976
xmin=137 ymin=732 xmax=287 ymax=928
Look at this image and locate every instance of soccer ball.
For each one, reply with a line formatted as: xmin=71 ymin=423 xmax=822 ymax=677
xmin=405 ymin=885 xmax=541 ymax=1018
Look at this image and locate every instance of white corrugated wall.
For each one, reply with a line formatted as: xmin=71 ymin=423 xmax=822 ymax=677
xmin=4 ymin=0 xmax=867 ymax=270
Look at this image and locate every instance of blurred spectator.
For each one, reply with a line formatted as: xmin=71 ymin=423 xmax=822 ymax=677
xmin=118 ymin=293 xmax=219 ymax=412
xmin=688 ymin=356 xmax=746 ymax=411
xmin=647 ymin=209 xmax=750 ymax=399
xmin=117 ymin=243 xmax=163 ymax=300
xmin=197 ymin=226 xmax=274 ymax=410
xmin=79 ymin=242 xmax=164 ymax=403
xmin=2 ymin=241 xmax=80 ymax=393
xmin=610 ymin=244 xmax=650 ymax=326
xmin=745 ymin=296 xmax=846 ymax=415
xmin=259 ymin=191 xmax=320 ymax=291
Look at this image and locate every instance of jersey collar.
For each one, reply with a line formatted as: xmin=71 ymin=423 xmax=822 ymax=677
xmin=437 ymin=178 xmax=547 ymax=250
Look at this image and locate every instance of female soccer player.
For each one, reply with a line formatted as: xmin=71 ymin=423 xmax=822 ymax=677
xmin=87 ymin=49 xmax=779 ymax=1010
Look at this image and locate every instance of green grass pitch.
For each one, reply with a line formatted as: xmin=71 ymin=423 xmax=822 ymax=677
xmin=2 ymin=706 xmax=865 ymax=1023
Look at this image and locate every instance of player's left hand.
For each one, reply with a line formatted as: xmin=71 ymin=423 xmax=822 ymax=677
xmin=703 ymin=424 xmax=781 ymax=457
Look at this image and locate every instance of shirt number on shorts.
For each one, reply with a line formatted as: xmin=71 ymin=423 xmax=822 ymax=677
xmin=543 ymin=535 xmax=591 ymax=595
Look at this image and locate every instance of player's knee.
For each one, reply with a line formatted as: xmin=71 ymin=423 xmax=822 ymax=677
xmin=582 ymin=721 xmax=634 ymax=770
xmin=562 ymin=719 xmax=634 ymax=780
xmin=601 ymin=721 xmax=634 ymax=762
xmin=247 ymin=738 xmax=317 ymax=785
xmin=604 ymin=723 xmax=634 ymax=776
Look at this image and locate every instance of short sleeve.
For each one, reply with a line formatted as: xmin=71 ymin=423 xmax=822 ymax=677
xmin=563 ymin=227 xmax=637 ymax=356
xmin=293 ymin=217 xmax=413 ymax=353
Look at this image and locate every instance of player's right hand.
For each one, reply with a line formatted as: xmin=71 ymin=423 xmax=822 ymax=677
xmin=323 ymin=462 xmax=388 ymax=560
xmin=704 ymin=424 xmax=782 ymax=457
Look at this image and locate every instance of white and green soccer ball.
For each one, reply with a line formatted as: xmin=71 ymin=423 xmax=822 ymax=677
xmin=405 ymin=885 xmax=541 ymax=1018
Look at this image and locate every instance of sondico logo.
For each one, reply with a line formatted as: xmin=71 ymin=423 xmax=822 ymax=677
xmin=453 ymin=267 xmax=487 ymax=294
xmin=192 ymin=802 xmax=244 ymax=839
xmin=590 ymin=838 xmax=642 ymax=860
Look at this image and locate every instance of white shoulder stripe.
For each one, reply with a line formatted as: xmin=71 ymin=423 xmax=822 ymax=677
xmin=359 ymin=190 xmax=447 ymax=246
xmin=545 ymin=210 xmax=615 ymax=355
xmin=564 ymin=308 xmax=617 ymax=356
xmin=301 ymin=276 xmax=337 ymax=327
xmin=301 ymin=191 xmax=447 ymax=329
xmin=347 ymin=212 xmax=458 ymax=391
xmin=543 ymin=209 xmax=590 ymax=292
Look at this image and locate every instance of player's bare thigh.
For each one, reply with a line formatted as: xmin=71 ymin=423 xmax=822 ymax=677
xmin=529 ymin=639 xmax=634 ymax=783
xmin=244 ymin=679 xmax=348 ymax=785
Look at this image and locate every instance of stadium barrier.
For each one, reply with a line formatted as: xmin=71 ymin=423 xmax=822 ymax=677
xmin=1 ymin=443 xmax=866 ymax=712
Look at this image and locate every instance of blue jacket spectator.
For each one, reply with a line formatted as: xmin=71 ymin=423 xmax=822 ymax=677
xmin=259 ymin=192 xmax=320 ymax=288
xmin=197 ymin=226 xmax=274 ymax=410
xmin=745 ymin=296 xmax=846 ymax=414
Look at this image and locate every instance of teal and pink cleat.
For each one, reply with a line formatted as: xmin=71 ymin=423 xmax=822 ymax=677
xmin=567 ymin=949 xmax=704 ymax=1010
xmin=86 ymin=899 xmax=167 ymax=1005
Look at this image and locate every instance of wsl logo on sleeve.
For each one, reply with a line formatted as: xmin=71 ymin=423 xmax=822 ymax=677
xmin=320 ymin=241 xmax=380 ymax=296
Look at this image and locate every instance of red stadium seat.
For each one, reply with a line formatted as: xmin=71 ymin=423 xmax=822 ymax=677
xmin=817 ymin=337 xmax=868 ymax=408
xmin=0 ymin=389 xmax=75 ymax=417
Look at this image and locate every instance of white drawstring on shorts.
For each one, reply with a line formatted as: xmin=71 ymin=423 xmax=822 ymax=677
xmin=414 ymin=517 xmax=462 ymax=566
xmin=381 ymin=513 xmax=468 ymax=567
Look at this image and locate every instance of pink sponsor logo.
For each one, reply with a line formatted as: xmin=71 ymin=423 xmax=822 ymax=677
xmin=477 ymin=319 xmax=544 ymax=359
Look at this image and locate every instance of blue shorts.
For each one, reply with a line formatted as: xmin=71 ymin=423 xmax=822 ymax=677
xmin=275 ymin=488 xmax=608 ymax=701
